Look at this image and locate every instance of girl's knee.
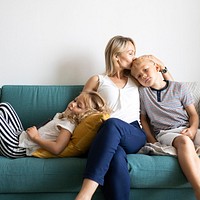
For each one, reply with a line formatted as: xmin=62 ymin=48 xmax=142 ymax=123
xmin=0 ymin=102 xmax=12 ymax=111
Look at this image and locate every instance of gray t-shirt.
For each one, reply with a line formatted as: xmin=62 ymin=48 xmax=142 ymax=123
xmin=139 ymin=81 xmax=194 ymax=135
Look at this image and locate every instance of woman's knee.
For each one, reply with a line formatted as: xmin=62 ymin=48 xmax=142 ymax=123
xmin=101 ymin=118 xmax=122 ymax=128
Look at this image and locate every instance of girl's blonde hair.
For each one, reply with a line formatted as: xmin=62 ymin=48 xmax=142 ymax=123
xmin=62 ymin=91 xmax=111 ymax=124
xmin=105 ymin=35 xmax=136 ymax=76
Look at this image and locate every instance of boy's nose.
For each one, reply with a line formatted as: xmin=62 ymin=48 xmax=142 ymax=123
xmin=142 ymin=74 xmax=147 ymax=79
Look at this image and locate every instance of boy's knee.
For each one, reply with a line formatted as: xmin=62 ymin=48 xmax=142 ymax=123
xmin=173 ymin=135 xmax=193 ymax=148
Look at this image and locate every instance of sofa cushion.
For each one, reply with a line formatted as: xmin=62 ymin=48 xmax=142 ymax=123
xmin=0 ymin=154 xmax=191 ymax=193
xmin=128 ymin=154 xmax=190 ymax=188
xmin=0 ymin=156 xmax=86 ymax=193
xmin=185 ymin=82 xmax=200 ymax=127
xmin=1 ymin=85 xmax=83 ymax=129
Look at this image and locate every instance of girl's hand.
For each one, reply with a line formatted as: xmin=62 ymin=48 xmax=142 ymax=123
xmin=26 ymin=126 xmax=40 ymax=141
xmin=180 ymin=128 xmax=197 ymax=140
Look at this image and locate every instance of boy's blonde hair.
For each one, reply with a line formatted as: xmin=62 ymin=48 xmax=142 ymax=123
xmin=62 ymin=91 xmax=111 ymax=124
xmin=132 ymin=55 xmax=155 ymax=70
xmin=105 ymin=35 xmax=136 ymax=76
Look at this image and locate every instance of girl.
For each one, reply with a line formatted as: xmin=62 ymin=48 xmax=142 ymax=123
xmin=0 ymin=91 xmax=110 ymax=158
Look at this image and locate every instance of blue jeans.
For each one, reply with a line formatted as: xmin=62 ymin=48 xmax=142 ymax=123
xmin=84 ymin=118 xmax=146 ymax=200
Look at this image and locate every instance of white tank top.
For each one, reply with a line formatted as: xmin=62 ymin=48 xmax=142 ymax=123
xmin=97 ymin=75 xmax=140 ymax=123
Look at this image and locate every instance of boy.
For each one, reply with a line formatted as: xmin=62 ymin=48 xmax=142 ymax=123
xmin=131 ymin=55 xmax=200 ymax=200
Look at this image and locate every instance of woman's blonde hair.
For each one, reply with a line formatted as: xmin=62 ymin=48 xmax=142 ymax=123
xmin=105 ymin=35 xmax=136 ymax=76
xmin=62 ymin=91 xmax=111 ymax=124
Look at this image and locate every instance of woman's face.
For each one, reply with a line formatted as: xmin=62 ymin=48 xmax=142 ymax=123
xmin=116 ymin=41 xmax=136 ymax=69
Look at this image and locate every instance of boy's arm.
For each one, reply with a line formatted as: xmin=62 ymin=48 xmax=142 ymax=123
xmin=140 ymin=114 xmax=157 ymax=143
xmin=180 ymin=104 xmax=199 ymax=140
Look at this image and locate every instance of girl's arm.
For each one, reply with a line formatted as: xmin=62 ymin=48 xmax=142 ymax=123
xmin=140 ymin=114 xmax=157 ymax=143
xmin=180 ymin=104 xmax=199 ymax=140
xmin=26 ymin=126 xmax=71 ymax=155
xmin=83 ymin=75 xmax=99 ymax=91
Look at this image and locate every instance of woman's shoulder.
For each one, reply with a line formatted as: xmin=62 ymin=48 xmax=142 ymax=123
xmin=83 ymin=75 xmax=100 ymax=91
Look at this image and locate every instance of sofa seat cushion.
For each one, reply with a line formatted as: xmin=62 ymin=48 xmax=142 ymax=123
xmin=0 ymin=156 xmax=86 ymax=193
xmin=128 ymin=154 xmax=191 ymax=189
xmin=0 ymin=154 xmax=191 ymax=193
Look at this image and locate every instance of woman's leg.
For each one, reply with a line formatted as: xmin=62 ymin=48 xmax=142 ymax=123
xmin=75 ymin=118 xmax=146 ymax=200
xmin=173 ymin=135 xmax=200 ymax=200
xmin=102 ymin=146 xmax=130 ymax=200
xmin=0 ymin=102 xmax=26 ymax=158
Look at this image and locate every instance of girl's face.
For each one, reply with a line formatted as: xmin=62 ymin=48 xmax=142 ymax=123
xmin=116 ymin=41 xmax=136 ymax=69
xmin=66 ymin=94 xmax=87 ymax=115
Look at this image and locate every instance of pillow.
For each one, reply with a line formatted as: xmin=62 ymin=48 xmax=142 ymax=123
xmin=32 ymin=113 xmax=109 ymax=158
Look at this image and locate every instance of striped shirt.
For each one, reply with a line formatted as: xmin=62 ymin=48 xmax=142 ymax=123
xmin=139 ymin=81 xmax=194 ymax=135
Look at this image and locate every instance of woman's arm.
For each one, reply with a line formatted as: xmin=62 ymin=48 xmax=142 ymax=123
xmin=148 ymin=55 xmax=174 ymax=81
xmin=140 ymin=114 xmax=157 ymax=143
xmin=26 ymin=126 xmax=71 ymax=155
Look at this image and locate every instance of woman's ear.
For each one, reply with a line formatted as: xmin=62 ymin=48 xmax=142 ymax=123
xmin=113 ymin=53 xmax=119 ymax=61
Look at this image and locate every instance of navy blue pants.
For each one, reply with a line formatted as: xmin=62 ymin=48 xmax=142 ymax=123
xmin=84 ymin=118 xmax=146 ymax=200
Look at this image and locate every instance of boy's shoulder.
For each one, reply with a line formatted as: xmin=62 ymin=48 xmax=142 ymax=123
xmin=168 ymin=81 xmax=187 ymax=90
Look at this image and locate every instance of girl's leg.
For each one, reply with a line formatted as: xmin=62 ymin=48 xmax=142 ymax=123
xmin=173 ymin=135 xmax=200 ymax=200
xmin=75 ymin=118 xmax=146 ymax=200
xmin=0 ymin=102 xmax=24 ymax=132
xmin=0 ymin=102 xmax=26 ymax=158
xmin=102 ymin=146 xmax=130 ymax=200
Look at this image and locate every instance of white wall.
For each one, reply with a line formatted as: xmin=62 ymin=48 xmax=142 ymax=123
xmin=0 ymin=0 xmax=199 ymax=86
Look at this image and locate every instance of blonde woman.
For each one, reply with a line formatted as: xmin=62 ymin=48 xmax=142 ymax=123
xmin=76 ymin=36 xmax=173 ymax=200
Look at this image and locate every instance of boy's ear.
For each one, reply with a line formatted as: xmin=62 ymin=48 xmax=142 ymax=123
xmin=155 ymin=63 xmax=160 ymax=72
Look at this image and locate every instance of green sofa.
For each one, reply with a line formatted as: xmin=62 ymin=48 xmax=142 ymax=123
xmin=0 ymin=83 xmax=199 ymax=200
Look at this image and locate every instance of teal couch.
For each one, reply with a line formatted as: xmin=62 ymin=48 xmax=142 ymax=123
xmin=0 ymin=83 xmax=199 ymax=200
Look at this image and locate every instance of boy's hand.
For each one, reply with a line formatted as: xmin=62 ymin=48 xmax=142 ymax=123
xmin=180 ymin=128 xmax=197 ymax=140
xmin=26 ymin=126 xmax=40 ymax=141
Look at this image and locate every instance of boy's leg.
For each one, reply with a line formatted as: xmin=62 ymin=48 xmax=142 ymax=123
xmin=173 ymin=135 xmax=200 ymax=200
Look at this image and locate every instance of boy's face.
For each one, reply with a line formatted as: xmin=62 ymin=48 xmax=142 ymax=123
xmin=131 ymin=60 xmax=159 ymax=87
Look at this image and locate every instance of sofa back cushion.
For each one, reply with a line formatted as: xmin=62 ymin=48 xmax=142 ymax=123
xmin=185 ymin=82 xmax=200 ymax=127
xmin=0 ymin=85 xmax=83 ymax=129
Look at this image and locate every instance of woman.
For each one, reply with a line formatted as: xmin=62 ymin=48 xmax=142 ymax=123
xmin=75 ymin=36 xmax=173 ymax=200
